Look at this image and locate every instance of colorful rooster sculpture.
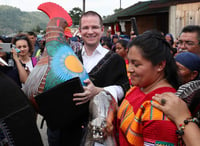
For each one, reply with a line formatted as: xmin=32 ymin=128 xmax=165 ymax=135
xmin=24 ymin=2 xmax=88 ymax=101
xmin=23 ymin=2 xmax=89 ymax=128
xmin=23 ymin=2 xmax=118 ymax=145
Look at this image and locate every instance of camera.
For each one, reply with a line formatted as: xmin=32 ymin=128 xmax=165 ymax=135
xmin=0 ymin=43 xmax=20 ymax=67
xmin=0 ymin=43 xmax=20 ymax=53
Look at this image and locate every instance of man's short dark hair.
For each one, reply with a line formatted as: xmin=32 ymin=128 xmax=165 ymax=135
xmin=79 ymin=11 xmax=103 ymax=28
xmin=27 ymin=31 xmax=37 ymax=37
xmin=181 ymin=25 xmax=200 ymax=42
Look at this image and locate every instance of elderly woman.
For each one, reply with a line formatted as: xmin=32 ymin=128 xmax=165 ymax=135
xmin=117 ymin=30 xmax=180 ymax=146
xmin=175 ymin=51 xmax=200 ymax=84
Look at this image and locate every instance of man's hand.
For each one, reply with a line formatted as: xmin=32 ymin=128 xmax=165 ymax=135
xmin=73 ymin=79 xmax=103 ymax=105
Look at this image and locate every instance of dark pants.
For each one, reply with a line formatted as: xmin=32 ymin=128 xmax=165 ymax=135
xmin=47 ymin=128 xmax=61 ymax=146
xmin=47 ymin=124 xmax=85 ymax=146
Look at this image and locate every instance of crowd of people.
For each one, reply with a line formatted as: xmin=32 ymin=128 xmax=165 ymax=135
xmin=0 ymin=7 xmax=200 ymax=146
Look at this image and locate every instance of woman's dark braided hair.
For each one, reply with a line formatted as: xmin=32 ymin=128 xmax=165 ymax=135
xmin=128 ymin=30 xmax=181 ymax=89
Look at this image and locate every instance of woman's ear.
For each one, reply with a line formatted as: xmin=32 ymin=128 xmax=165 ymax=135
xmin=157 ymin=61 xmax=166 ymax=72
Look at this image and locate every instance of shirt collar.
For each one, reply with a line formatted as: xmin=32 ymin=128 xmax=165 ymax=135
xmin=81 ymin=44 xmax=104 ymax=56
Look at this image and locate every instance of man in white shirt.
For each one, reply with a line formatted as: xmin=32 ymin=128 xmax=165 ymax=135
xmin=62 ymin=11 xmax=130 ymax=146
xmin=73 ymin=11 xmax=129 ymax=105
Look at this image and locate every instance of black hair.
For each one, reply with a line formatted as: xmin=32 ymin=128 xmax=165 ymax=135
xmin=116 ymin=39 xmax=128 ymax=50
xmin=100 ymin=36 xmax=111 ymax=44
xmin=12 ymin=33 xmax=33 ymax=54
xmin=27 ymin=31 xmax=37 ymax=37
xmin=181 ymin=25 xmax=200 ymax=43
xmin=102 ymin=40 xmax=112 ymax=50
xmin=128 ymin=30 xmax=180 ymax=89
xmin=165 ymin=33 xmax=174 ymax=46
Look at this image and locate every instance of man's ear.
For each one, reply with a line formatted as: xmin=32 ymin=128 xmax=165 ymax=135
xmin=101 ymin=26 xmax=104 ymax=32
xmin=79 ymin=27 xmax=81 ymax=33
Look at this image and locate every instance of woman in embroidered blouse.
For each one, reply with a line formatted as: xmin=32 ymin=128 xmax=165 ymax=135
xmin=117 ymin=30 xmax=180 ymax=146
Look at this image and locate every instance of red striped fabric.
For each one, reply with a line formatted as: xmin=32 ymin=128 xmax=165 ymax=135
xmin=117 ymin=86 xmax=179 ymax=146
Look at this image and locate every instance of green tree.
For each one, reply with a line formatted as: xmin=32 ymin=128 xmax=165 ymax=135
xmin=69 ymin=7 xmax=82 ymax=26
xmin=32 ymin=25 xmax=41 ymax=33
xmin=114 ymin=8 xmax=123 ymax=14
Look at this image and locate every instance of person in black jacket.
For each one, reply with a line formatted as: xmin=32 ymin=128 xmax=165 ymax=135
xmin=0 ymin=71 xmax=43 ymax=146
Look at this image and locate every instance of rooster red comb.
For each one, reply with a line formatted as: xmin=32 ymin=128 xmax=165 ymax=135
xmin=38 ymin=2 xmax=72 ymax=27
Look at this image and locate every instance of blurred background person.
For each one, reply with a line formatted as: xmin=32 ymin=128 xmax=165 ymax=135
xmin=115 ymin=39 xmax=132 ymax=85
xmin=102 ymin=40 xmax=112 ymax=50
xmin=35 ymin=35 xmax=46 ymax=60
xmin=111 ymin=34 xmax=119 ymax=52
xmin=175 ymin=51 xmax=200 ymax=84
xmin=69 ymin=36 xmax=83 ymax=54
xmin=177 ymin=25 xmax=200 ymax=56
xmin=27 ymin=31 xmax=40 ymax=57
xmin=165 ymin=33 xmax=177 ymax=56
xmin=165 ymin=33 xmax=174 ymax=47
xmin=0 ymin=36 xmax=22 ymax=87
xmin=115 ymin=39 xmax=128 ymax=60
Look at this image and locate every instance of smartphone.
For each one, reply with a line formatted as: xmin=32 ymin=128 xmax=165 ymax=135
xmin=0 ymin=43 xmax=20 ymax=53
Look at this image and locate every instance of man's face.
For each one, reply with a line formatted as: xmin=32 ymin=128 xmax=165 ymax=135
xmin=28 ymin=35 xmax=36 ymax=45
xmin=79 ymin=15 xmax=104 ymax=49
xmin=178 ymin=32 xmax=200 ymax=56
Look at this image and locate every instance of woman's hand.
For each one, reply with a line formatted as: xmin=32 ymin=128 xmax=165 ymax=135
xmin=11 ymin=48 xmax=19 ymax=61
xmin=11 ymin=48 xmax=29 ymax=83
xmin=73 ymin=79 xmax=103 ymax=105
xmin=152 ymin=92 xmax=191 ymax=126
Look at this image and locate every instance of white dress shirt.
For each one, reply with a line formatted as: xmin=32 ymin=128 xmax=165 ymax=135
xmin=81 ymin=44 xmax=124 ymax=102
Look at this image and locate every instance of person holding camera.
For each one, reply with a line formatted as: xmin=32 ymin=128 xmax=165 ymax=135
xmin=11 ymin=33 xmax=37 ymax=87
xmin=0 ymin=36 xmax=23 ymax=87
xmin=0 ymin=33 xmax=37 ymax=88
